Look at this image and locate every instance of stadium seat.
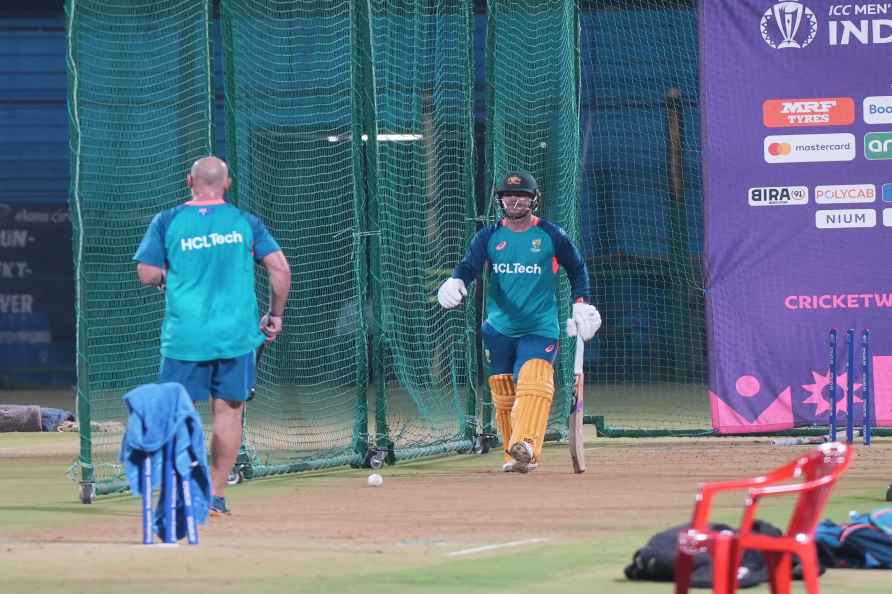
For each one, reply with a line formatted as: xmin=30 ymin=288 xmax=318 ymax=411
xmin=674 ymin=442 xmax=854 ymax=594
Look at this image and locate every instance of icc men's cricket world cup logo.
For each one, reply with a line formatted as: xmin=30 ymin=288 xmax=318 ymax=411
xmin=760 ymin=1 xmax=817 ymax=49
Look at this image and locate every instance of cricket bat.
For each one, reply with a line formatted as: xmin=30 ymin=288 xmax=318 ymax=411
xmin=569 ymin=333 xmax=585 ymax=473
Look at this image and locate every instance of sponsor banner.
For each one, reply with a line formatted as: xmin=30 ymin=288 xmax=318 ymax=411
xmin=814 ymin=183 xmax=875 ymax=204
xmin=762 ymin=97 xmax=854 ymax=128
xmin=815 ymin=208 xmax=876 ymax=229
xmin=763 ymin=133 xmax=856 ymax=163
xmin=748 ymin=185 xmax=808 ymax=205
xmin=863 ymin=96 xmax=892 ymax=125
xmin=702 ymin=1 xmax=892 ymax=433
xmin=0 ymin=202 xmax=74 ymax=386
xmin=865 ymin=131 xmax=892 ymax=160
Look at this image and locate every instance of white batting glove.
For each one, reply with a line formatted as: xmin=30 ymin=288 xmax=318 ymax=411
xmin=437 ymin=278 xmax=467 ymax=309
xmin=570 ymin=302 xmax=601 ymax=341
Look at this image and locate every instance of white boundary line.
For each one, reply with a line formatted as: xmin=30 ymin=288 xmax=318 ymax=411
xmin=447 ymin=538 xmax=549 ymax=557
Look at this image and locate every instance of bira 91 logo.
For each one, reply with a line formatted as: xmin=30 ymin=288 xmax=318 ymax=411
xmin=763 ymin=98 xmax=854 ymax=128
xmin=747 ymin=186 xmax=808 ymax=206
xmin=865 ymin=132 xmax=892 ymax=160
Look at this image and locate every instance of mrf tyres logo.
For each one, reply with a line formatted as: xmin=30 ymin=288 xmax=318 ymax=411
xmin=763 ymin=98 xmax=854 ymax=127
xmin=492 ymin=262 xmax=542 ymax=275
xmin=180 ymin=231 xmax=244 ymax=251
xmin=865 ymin=132 xmax=892 ymax=159
xmin=764 ymin=133 xmax=856 ymax=163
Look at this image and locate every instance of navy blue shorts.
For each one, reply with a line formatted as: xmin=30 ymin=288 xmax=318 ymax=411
xmin=481 ymin=322 xmax=559 ymax=380
xmin=158 ymin=351 xmax=256 ymax=402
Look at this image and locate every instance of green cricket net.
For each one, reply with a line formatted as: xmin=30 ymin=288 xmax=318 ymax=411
xmin=578 ymin=1 xmax=708 ymax=434
xmin=486 ymin=0 xmax=581 ymax=439
xmin=66 ymin=0 xmax=213 ymax=493
xmin=368 ymin=1 xmax=478 ymax=458
xmin=219 ymin=0 xmax=367 ymax=476
xmin=68 ymin=1 xmax=712 ymax=497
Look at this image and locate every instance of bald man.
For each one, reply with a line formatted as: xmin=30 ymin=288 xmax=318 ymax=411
xmin=134 ymin=156 xmax=291 ymax=515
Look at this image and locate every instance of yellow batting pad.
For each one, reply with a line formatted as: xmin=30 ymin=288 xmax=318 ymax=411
xmin=509 ymin=359 xmax=555 ymax=462
xmin=488 ymin=374 xmax=516 ymax=461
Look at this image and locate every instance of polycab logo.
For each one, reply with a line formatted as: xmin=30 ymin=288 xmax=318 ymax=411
xmin=815 ymin=209 xmax=876 ymax=229
xmin=760 ymin=2 xmax=818 ymax=49
xmin=747 ymin=186 xmax=808 ymax=206
xmin=764 ymin=133 xmax=856 ymax=163
xmin=814 ymin=184 xmax=876 ymax=204
xmin=763 ymin=98 xmax=854 ymax=128
xmin=863 ymin=97 xmax=892 ymax=125
xmin=865 ymin=132 xmax=892 ymax=160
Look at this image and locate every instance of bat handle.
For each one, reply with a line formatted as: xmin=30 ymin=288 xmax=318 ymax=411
xmin=573 ymin=334 xmax=584 ymax=376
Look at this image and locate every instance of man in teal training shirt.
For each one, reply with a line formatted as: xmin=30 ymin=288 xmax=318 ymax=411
xmin=437 ymin=171 xmax=601 ymax=473
xmin=134 ymin=156 xmax=291 ymax=514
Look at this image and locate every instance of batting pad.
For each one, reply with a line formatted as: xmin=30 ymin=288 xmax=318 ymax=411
xmin=509 ymin=359 xmax=555 ymax=462
xmin=489 ymin=374 xmax=516 ymax=461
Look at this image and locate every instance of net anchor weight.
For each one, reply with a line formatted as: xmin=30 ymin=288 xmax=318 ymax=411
xmin=79 ymin=481 xmax=96 ymax=504
xmin=364 ymin=447 xmax=389 ymax=470
xmin=472 ymin=431 xmax=497 ymax=455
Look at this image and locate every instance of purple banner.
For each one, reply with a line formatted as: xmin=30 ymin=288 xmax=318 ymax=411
xmin=701 ymin=0 xmax=892 ymax=433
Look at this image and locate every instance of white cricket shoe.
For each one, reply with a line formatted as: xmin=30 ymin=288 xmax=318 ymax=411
xmin=502 ymin=460 xmax=538 ymax=473
xmin=508 ymin=441 xmax=535 ymax=473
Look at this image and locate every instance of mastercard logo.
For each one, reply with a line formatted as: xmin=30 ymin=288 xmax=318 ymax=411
xmin=767 ymin=142 xmax=792 ymax=156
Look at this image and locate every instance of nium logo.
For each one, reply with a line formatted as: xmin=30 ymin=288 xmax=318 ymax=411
xmin=863 ymin=96 xmax=892 ymax=125
xmin=865 ymin=132 xmax=892 ymax=160
xmin=495 ymin=240 xmax=507 ymax=251
xmin=814 ymin=184 xmax=876 ymax=204
xmin=763 ymin=98 xmax=854 ymax=128
xmin=747 ymin=186 xmax=808 ymax=206
xmin=815 ymin=208 xmax=876 ymax=229
xmin=760 ymin=2 xmax=818 ymax=49
xmin=764 ymin=133 xmax=856 ymax=163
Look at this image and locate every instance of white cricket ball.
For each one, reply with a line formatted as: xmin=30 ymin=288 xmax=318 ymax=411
xmin=367 ymin=473 xmax=383 ymax=487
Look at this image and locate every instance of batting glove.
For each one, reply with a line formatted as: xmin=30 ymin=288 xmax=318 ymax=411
xmin=437 ymin=278 xmax=467 ymax=309
xmin=570 ymin=302 xmax=601 ymax=341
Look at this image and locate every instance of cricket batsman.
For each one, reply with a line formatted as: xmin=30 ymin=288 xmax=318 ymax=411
xmin=437 ymin=170 xmax=601 ymax=473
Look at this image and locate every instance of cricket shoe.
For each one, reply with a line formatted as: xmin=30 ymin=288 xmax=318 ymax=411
xmin=508 ymin=440 xmax=535 ymax=473
xmin=502 ymin=460 xmax=538 ymax=473
xmin=210 ymin=495 xmax=231 ymax=516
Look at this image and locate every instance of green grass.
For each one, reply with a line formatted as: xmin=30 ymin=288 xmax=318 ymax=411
xmin=1 ymin=432 xmax=890 ymax=594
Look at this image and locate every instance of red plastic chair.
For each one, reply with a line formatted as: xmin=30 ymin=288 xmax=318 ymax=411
xmin=675 ymin=442 xmax=853 ymax=594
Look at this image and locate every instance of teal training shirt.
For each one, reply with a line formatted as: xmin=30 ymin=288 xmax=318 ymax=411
xmin=451 ymin=217 xmax=590 ymax=339
xmin=134 ymin=200 xmax=281 ymax=361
